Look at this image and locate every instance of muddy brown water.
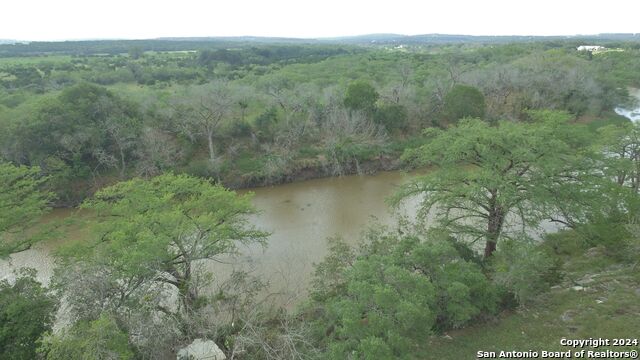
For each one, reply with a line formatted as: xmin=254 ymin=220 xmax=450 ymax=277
xmin=0 ymin=170 xmax=556 ymax=306
xmin=0 ymin=171 xmax=421 ymax=301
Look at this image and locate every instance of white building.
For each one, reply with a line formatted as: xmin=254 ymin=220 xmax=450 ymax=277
xmin=577 ymin=45 xmax=606 ymax=52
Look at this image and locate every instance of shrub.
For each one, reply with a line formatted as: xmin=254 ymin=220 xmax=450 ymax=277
xmin=311 ymin=226 xmax=500 ymax=357
xmin=491 ymin=239 xmax=557 ymax=305
xmin=0 ymin=268 xmax=58 ymax=360
xmin=544 ymin=230 xmax=587 ymax=256
xmin=182 ymin=159 xmax=221 ymax=179
xmin=373 ymin=104 xmax=408 ymax=132
xmin=442 ymin=84 xmax=486 ymax=123
xmin=325 ymin=256 xmax=436 ymax=359
xmin=578 ymin=215 xmax=635 ymax=261
xmin=38 ymin=314 xmax=134 ymax=360
xmin=254 ymin=107 xmax=278 ymax=139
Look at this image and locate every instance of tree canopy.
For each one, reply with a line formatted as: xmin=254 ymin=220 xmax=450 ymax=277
xmin=0 ymin=162 xmax=53 ymax=257
xmin=311 ymin=226 xmax=498 ymax=359
xmin=442 ymin=84 xmax=486 ymax=123
xmin=391 ymin=116 xmax=589 ymax=257
xmin=0 ymin=269 xmax=58 ymax=359
xmin=344 ymin=80 xmax=379 ymax=115
xmin=57 ymin=173 xmax=268 ymax=321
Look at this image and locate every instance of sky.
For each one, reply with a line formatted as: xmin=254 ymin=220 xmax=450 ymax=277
xmin=2 ymin=0 xmax=639 ymax=41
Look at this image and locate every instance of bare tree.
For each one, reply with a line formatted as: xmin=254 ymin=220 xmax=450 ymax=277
xmin=175 ymin=81 xmax=235 ymax=164
xmin=94 ymin=96 xmax=141 ymax=178
xmin=135 ymin=127 xmax=184 ymax=178
xmin=381 ymin=61 xmax=414 ymax=105
xmin=320 ymin=108 xmax=388 ymax=176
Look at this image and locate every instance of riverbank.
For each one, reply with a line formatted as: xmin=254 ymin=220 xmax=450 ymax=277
xmin=47 ymin=134 xmax=419 ymax=208
xmin=221 ymin=153 xmax=402 ymax=189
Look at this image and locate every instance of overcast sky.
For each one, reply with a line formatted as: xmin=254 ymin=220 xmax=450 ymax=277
xmin=2 ymin=0 xmax=639 ymax=41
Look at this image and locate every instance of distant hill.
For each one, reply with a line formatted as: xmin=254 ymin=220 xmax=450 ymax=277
xmin=1 ymin=33 xmax=638 ymax=57
xmin=320 ymin=33 xmax=640 ymax=45
xmin=156 ymin=36 xmax=317 ymax=44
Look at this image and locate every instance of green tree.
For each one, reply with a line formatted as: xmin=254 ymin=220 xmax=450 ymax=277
xmin=326 ymin=256 xmax=436 ymax=359
xmin=58 ymin=173 xmax=267 ymax=316
xmin=491 ymin=239 xmax=556 ymax=304
xmin=391 ymin=118 xmax=585 ymax=258
xmin=311 ymin=226 xmax=497 ymax=358
xmin=373 ymin=104 xmax=408 ymax=132
xmin=254 ymin=106 xmax=279 ymax=140
xmin=39 ymin=314 xmax=134 ymax=360
xmin=597 ymin=121 xmax=640 ymax=193
xmin=344 ymin=80 xmax=379 ymax=115
xmin=0 ymin=162 xmax=53 ymax=257
xmin=21 ymin=83 xmax=140 ymax=185
xmin=127 ymin=46 xmax=144 ymax=60
xmin=442 ymin=84 xmax=486 ymax=123
xmin=94 ymin=96 xmax=142 ymax=178
xmin=0 ymin=268 xmax=58 ymax=360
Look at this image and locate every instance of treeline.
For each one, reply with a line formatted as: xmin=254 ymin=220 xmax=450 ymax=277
xmin=0 ymin=44 xmax=358 ymax=91
xmin=4 ymin=34 xmax=640 ymax=57
xmin=0 ymin=39 xmax=338 ymax=57
xmin=1 ymin=42 xmax=638 ymax=206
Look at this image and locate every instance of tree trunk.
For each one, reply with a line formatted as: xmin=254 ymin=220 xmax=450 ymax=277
xmin=207 ymin=131 xmax=215 ymax=164
xmin=118 ymin=146 xmax=126 ymax=178
xmin=485 ymin=195 xmax=505 ymax=258
xmin=484 ymin=241 xmax=497 ymax=258
xmin=176 ymin=271 xmax=197 ymax=314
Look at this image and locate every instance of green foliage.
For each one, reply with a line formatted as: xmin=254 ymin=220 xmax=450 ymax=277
xmin=344 ymin=80 xmax=379 ymax=114
xmin=254 ymin=106 xmax=279 ymax=138
xmin=39 ymin=314 xmax=134 ymax=360
xmin=393 ymin=117 xmax=591 ymax=258
xmin=0 ymin=268 xmax=58 ymax=360
xmin=2 ymin=41 xmax=637 ymax=197
xmin=543 ymin=230 xmax=587 ymax=256
xmin=575 ymin=207 xmax=639 ymax=261
xmin=183 ymin=158 xmax=221 ymax=179
xmin=492 ymin=240 xmax=558 ymax=305
xmin=227 ymin=118 xmax=252 ymax=137
xmin=373 ymin=104 xmax=408 ymax=132
xmin=596 ymin=121 xmax=640 ymax=193
xmin=310 ymin=237 xmax=356 ymax=303
xmin=326 ymin=256 xmax=436 ymax=359
xmin=58 ymin=173 xmax=268 ymax=315
xmin=387 ymin=234 xmax=498 ymax=329
xmin=0 ymin=162 xmax=53 ymax=257
xmin=442 ymin=84 xmax=486 ymax=123
xmin=423 ymin=250 xmax=640 ymax=359
xmin=127 ymin=46 xmax=144 ymax=60
xmin=12 ymin=83 xmax=141 ymax=194
xmin=311 ymin=226 xmax=499 ymax=358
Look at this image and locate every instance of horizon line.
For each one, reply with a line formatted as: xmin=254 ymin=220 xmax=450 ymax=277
xmin=2 ymin=32 xmax=639 ymax=43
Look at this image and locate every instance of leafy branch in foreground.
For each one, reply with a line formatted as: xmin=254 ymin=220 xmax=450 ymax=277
xmin=54 ymin=173 xmax=269 ymax=356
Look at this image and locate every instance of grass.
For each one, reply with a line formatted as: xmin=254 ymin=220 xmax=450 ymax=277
xmin=420 ymin=243 xmax=640 ymax=359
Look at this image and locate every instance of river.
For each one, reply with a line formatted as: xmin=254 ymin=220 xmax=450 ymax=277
xmin=614 ymin=88 xmax=640 ymax=122
xmin=0 ymin=171 xmax=423 ymax=303
xmin=0 ymin=170 xmax=558 ymax=306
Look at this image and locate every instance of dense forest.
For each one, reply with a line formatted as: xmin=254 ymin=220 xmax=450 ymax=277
xmin=1 ymin=37 xmax=639 ymax=359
